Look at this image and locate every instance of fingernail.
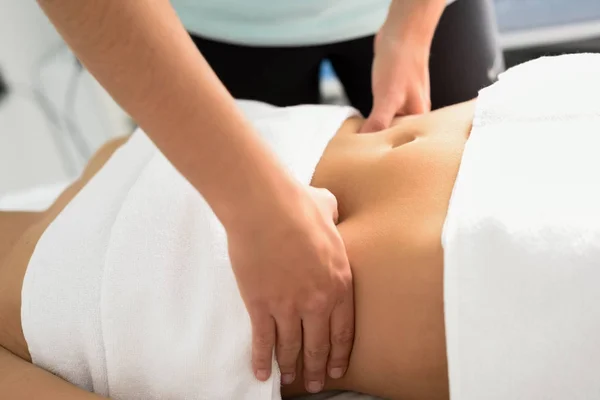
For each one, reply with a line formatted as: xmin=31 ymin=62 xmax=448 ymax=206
xmin=256 ymin=369 xmax=269 ymax=381
xmin=282 ymin=373 xmax=295 ymax=385
xmin=329 ymin=367 xmax=344 ymax=379
xmin=307 ymin=380 xmax=323 ymax=393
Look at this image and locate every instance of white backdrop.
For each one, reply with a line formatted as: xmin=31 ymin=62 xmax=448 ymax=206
xmin=0 ymin=1 xmax=130 ymax=194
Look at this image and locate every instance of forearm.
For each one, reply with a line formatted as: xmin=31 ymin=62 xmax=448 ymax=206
xmin=0 ymin=345 xmax=107 ymax=400
xmin=383 ymin=0 xmax=446 ymax=46
xmin=37 ymin=0 xmax=298 ymax=226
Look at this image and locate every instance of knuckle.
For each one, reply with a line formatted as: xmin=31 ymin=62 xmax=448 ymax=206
xmin=330 ymin=236 xmax=345 ymax=254
xmin=338 ymin=271 xmax=353 ymax=292
xmin=330 ymin=272 xmax=351 ymax=298
xmin=304 ymin=344 xmax=331 ymax=362
xmin=367 ymin=118 xmax=386 ymax=132
xmin=332 ymin=328 xmax=354 ymax=347
xmin=321 ymin=189 xmax=337 ymax=206
xmin=254 ymin=335 xmax=274 ymax=349
xmin=313 ymin=239 xmax=331 ymax=262
xmin=305 ymin=295 xmax=330 ymax=315
xmin=373 ymin=121 xmax=386 ymax=131
xmin=277 ymin=341 xmax=302 ymax=354
xmin=333 ymin=259 xmax=350 ymax=277
xmin=278 ymin=302 xmax=298 ymax=319
xmin=248 ymin=300 xmax=268 ymax=317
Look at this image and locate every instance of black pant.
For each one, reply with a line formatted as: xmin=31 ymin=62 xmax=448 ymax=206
xmin=190 ymin=0 xmax=504 ymax=116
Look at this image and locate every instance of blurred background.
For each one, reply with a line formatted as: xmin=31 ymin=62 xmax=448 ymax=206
xmin=1 ymin=0 xmax=600 ymax=195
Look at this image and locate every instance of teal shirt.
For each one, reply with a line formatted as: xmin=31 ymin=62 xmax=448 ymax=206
xmin=172 ymin=0 xmax=457 ymax=47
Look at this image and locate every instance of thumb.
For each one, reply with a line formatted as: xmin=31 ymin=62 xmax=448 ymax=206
xmin=359 ymin=101 xmax=398 ymax=133
xmin=308 ymin=187 xmax=339 ymax=224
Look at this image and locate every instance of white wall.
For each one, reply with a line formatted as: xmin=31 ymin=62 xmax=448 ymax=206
xmin=0 ymin=0 xmax=131 ymax=195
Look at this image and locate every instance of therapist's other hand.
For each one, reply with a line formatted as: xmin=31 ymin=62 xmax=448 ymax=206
xmin=361 ymin=30 xmax=431 ymax=133
xmin=227 ymin=185 xmax=354 ymax=393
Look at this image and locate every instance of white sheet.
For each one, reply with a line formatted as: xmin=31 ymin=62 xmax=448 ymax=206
xmin=443 ymin=54 xmax=600 ymax=400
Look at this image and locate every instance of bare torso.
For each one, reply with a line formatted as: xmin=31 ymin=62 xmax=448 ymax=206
xmin=0 ymin=101 xmax=475 ymax=400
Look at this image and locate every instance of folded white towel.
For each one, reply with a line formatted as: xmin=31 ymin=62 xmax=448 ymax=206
xmin=443 ymin=54 xmax=600 ymax=400
xmin=21 ymin=101 xmax=357 ymax=400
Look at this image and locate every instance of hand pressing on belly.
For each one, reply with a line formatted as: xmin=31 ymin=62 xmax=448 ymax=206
xmin=227 ymin=186 xmax=354 ymax=394
xmin=360 ymin=0 xmax=446 ymax=132
xmin=34 ymin=0 xmax=354 ymax=393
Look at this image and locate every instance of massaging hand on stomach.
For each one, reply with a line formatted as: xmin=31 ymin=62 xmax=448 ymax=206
xmin=36 ymin=0 xmax=355 ymax=392
xmin=0 ymin=101 xmax=475 ymax=400
xmin=34 ymin=0 xmax=446 ymax=392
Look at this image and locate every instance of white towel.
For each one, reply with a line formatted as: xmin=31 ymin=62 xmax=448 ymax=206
xmin=21 ymin=101 xmax=357 ymax=400
xmin=443 ymin=54 xmax=600 ymax=400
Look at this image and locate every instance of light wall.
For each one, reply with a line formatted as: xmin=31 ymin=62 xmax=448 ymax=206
xmin=0 ymin=0 xmax=130 ymax=194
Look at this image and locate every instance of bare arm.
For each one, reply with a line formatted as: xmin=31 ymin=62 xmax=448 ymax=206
xmin=361 ymin=0 xmax=446 ymax=132
xmin=36 ymin=1 xmax=355 ymax=392
xmin=0 ymin=346 xmax=107 ymax=400
xmin=385 ymin=0 xmax=446 ymax=46
xmin=36 ymin=0 xmax=297 ymax=226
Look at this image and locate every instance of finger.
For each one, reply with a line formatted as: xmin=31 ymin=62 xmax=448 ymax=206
xmin=403 ymin=89 xmax=430 ymax=115
xmin=251 ymin=312 xmax=276 ymax=381
xmin=424 ymin=79 xmax=432 ymax=112
xmin=274 ymin=314 xmax=302 ymax=385
xmin=360 ymin=100 xmax=399 ymax=133
xmin=319 ymin=189 xmax=339 ymax=224
xmin=327 ymin=284 xmax=355 ymax=380
xmin=302 ymin=312 xmax=331 ymax=393
xmin=310 ymin=187 xmax=339 ymax=224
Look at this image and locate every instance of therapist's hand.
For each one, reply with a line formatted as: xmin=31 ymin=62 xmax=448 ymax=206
xmin=360 ymin=28 xmax=432 ymax=133
xmin=227 ymin=185 xmax=354 ymax=394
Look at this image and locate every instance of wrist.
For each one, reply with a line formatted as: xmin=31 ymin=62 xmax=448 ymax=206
xmin=375 ymin=26 xmax=430 ymax=69
xmin=382 ymin=0 xmax=445 ymax=47
xmin=217 ymin=168 xmax=304 ymax=234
